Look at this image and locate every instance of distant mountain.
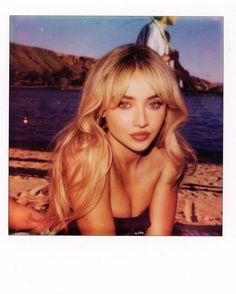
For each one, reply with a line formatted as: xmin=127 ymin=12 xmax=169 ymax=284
xmin=10 ymin=43 xmax=223 ymax=94
xmin=10 ymin=43 xmax=95 ymax=88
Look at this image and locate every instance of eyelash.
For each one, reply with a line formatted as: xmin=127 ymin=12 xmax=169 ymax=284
xmin=118 ymin=101 xmax=163 ymax=110
xmin=118 ymin=101 xmax=131 ymax=109
xmin=148 ymin=101 xmax=163 ymax=109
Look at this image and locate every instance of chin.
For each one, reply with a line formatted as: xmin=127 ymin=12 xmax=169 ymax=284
xmin=127 ymin=141 xmax=154 ymax=153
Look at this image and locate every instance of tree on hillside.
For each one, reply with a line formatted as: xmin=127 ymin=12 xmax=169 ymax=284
xmin=53 ymin=66 xmax=74 ymax=86
xmin=71 ymin=71 xmax=87 ymax=86
xmin=61 ymin=66 xmax=74 ymax=79
xmin=42 ymin=70 xmax=54 ymax=86
xmin=10 ymin=69 xmax=25 ymax=84
xmin=25 ymin=71 xmax=40 ymax=83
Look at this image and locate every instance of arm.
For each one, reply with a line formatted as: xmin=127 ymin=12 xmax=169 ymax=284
xmin=9 ymin=198 xmax=45 ymax=231
xmin=75 ymin=179 xmax=115 ymax=236
xmin=145 ymin=161 xmax=179 ymax=236
xmin=161 ymin=54 xmax=172 ymax=63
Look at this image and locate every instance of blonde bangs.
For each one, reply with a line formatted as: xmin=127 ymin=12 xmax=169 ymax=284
xmin=138 ymin=62 xmax=181 ymax=109
xmin=96 ymin=67 xmax=137 ymax=116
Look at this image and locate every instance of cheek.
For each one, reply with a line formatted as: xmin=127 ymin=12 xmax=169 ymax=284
xmin=151 ymin=108 xmax=166 ymax=127
xmin=106 ymin=112 xmax=131 ymax=130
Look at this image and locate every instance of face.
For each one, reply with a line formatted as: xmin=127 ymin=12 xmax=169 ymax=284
xmin=105 ymin=71 xmax=167 ymax=154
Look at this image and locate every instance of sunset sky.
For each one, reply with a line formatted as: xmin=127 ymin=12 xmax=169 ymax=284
xmin=10 ymin=16 xmax=223 ymax=83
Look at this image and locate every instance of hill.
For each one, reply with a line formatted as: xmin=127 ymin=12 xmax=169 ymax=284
xmin=10 ymin=43 xmax=223 ymax=94
xmin=10 ymin=43 xmax=95 ymax=88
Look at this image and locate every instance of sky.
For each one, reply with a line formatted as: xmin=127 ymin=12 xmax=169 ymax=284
xmin=10 ymin=16 xmax=223 ymax=83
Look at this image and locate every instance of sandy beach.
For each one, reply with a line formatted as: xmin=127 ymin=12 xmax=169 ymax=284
xmin=9 ymin=147 xmax=223 ymax=227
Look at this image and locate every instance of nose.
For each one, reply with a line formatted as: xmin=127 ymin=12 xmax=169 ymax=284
xmin=133 ymin=107 xmax=149 ymax=128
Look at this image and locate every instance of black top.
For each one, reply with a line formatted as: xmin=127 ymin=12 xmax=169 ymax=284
xmin=57 ymin=207 xmax=151 ymax=236
xmin=114 ymin=207 xmax=151 ymax=236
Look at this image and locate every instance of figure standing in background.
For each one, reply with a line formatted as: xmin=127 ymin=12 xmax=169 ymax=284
xmin=136 ymin=16 xmax=179 ymax=66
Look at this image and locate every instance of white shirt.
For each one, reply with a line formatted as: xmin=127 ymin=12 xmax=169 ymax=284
xmin=146 ymin=20 xmax=169 ymax=56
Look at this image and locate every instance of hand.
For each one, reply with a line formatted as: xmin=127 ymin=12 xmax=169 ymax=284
xmin=169 ymin=49 xmax=179 ymax=61
xmin=9 ymin=198 xmax=44 ymax=231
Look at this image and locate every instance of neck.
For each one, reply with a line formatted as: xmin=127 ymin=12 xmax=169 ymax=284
xmin=107 ymin=134 xmax=143 ymax=171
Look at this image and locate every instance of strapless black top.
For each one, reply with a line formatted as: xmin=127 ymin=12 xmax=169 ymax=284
xmin=57 ymin=206 xmax=151 ymax=236
xmin=114 ymin=207 xmax=151 ymax=235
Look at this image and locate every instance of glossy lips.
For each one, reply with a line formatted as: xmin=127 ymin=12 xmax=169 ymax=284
xmin=129 ymin=131 xmax=150 ymax=142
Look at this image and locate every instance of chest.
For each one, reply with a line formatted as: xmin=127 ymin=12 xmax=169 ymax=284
xmin=109 ymin=164 xmax=161 ymax=218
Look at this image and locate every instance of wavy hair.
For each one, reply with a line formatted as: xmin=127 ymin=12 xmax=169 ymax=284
xmin=33 ymin=44 xmax=196 ymax=234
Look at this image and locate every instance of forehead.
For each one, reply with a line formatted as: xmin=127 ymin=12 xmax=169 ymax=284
xmin=124 ymin=71 xmax=156 ymax=98
xmin=103 ymin=67 xmax=171 ymax=111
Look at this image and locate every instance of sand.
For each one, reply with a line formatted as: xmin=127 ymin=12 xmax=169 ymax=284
xmin=9 ymin=148 xmax=223 ymax=226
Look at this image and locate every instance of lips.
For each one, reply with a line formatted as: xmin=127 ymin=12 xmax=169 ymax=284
xmin=130 ymin=131 xmax=150 ymax=142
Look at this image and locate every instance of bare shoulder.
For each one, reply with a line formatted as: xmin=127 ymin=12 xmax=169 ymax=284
xmin=146 ymin=148 xmax=179 ymax=235
xmin=155 ymin=148 xmax=179 ymax=185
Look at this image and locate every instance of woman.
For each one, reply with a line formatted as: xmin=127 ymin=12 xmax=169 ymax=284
xmin=9 ymin=44 xmax=196 ymax=235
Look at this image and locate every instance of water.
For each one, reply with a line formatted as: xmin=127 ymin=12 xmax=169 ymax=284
xmin=9 ymin=87 xmax=223 ymax=162
xmin=183 ymin=95 xmax=223 ymax=158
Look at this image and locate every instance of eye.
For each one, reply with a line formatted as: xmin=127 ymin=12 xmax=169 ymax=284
xmin=118 ymin=101 xmax=131 ymax=109
xmin=148 ymin=101 xmax=163 ymax=109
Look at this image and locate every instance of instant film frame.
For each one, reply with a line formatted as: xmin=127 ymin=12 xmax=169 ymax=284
xmin=1 ymin=1 xmax=236 ymax=293
xmin=9 ymin=15 xmax=223 ymax=236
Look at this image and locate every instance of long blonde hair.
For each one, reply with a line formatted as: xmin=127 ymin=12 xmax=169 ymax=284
xmin=34 ymin=44 xmax=196 ymax=234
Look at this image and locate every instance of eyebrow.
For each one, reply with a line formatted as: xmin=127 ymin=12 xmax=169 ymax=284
xmin=122 ymin=95 xmax=160 ymax=100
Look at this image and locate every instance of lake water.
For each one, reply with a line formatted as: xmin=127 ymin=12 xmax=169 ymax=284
xmin=9 ymin=87 xmax=223 ymax=162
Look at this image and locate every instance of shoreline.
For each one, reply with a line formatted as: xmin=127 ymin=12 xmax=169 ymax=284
xmin=9 ymin=141 xmax=223 ymax=164
xmin=9 ymin=147 xmax=223 ymax=227
xmin=10 ymin=85 xmax=223 ymax=96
